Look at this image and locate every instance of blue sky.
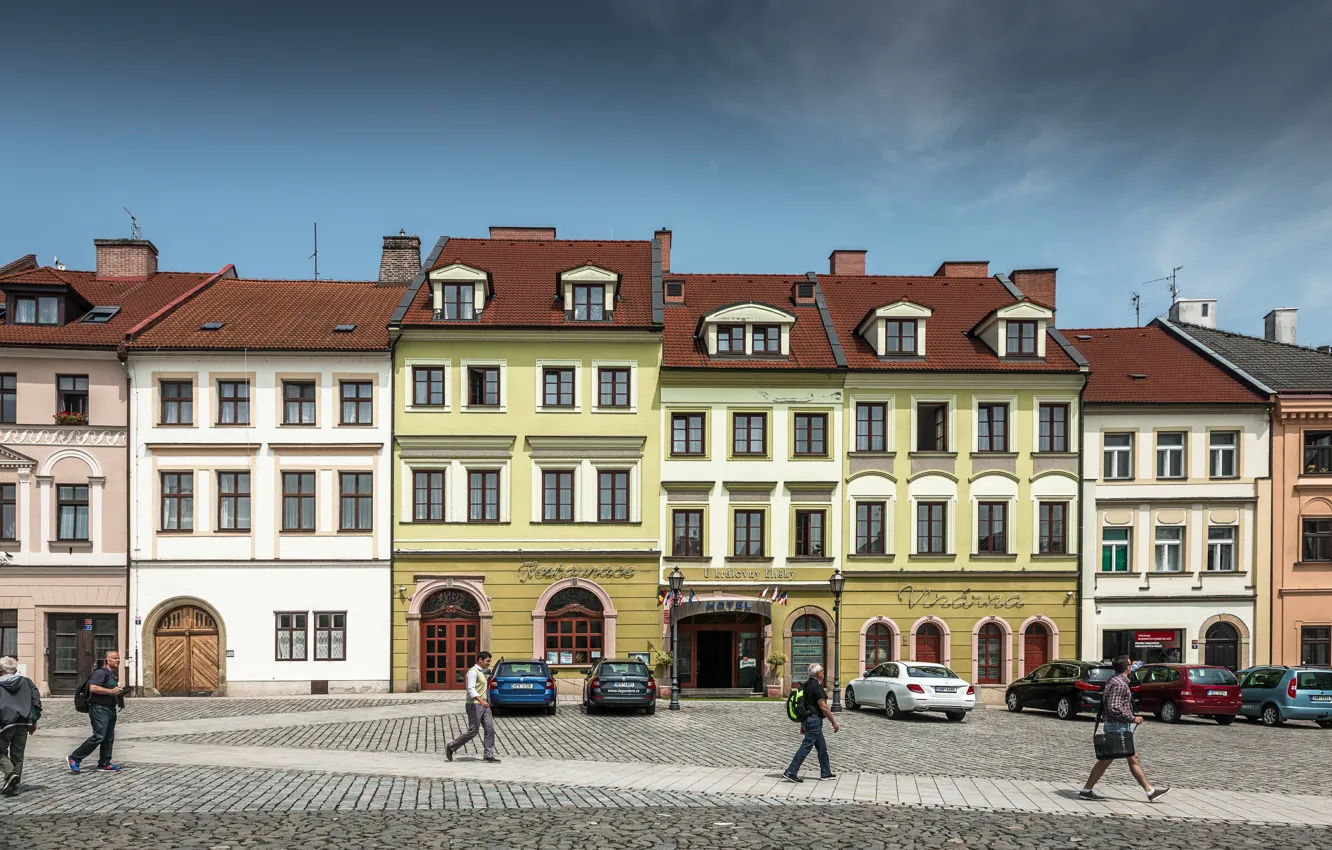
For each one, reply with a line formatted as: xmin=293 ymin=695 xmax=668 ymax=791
xmin=3 ymin=1 xmax=1330 ymax=339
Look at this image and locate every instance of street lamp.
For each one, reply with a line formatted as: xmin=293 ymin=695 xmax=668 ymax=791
xmin=828 ymin=568 xmax=845 ymax=712
xmin=668 ymin=566 xmax=685 ymax=711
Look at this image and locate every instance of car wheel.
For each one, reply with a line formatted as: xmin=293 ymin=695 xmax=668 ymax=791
xmin=1316 ymin=720 xmax=1332 ymax=729
xmin=583 ymin=700 xmax=596 ymax=716
xmin=945 ymin=710 xmax=966 ymax=722
xmin=1261 ymin=704 xmax=1283 ymax=727
xmin=1056 ymin=695 xmax=1078 ymax=720
xmin=645 ymin=702 xmax=656 ymax=716
xmin=1215 ymin=715 xmax=1235 ymax=726
xmin=1005 ymin=692 xmax=1023 ymax=713
xmin=885 ymin=694 xmax=899 ymax=719
xmin=1159 ymin=701 xmax=1180 ymax=724
xmin=845 ymin=687 xmax=858 ymax=711
xmin=546 ymin=703 xmax=557 ymax=717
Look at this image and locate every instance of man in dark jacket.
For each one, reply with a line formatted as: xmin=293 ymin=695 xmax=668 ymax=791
xmin=0 ymin=655 xmax=41 ymax=796
xmin=68 ymin=650 xmax=126 ymax=773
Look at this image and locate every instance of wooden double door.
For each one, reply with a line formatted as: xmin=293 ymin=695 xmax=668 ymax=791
xmin=154 ymin=606 xmax=221 ymax=695
xmin=47 ymin=614 xmax=118 ymax=694
xmin=421 ymin=618 xmax=479 ymax=690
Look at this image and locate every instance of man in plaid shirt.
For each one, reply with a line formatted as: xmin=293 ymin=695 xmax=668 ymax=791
xmin=1079 ymin=655 xmax=1169 ymax=802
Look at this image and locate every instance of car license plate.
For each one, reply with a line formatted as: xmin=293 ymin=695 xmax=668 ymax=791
xmin=610 ymin=683 xmax=636 ymax=690
xmin=1207 ymin=689 xmax=1228 ymax=696
xmin=934 ymin=687 xmax=956 ymax=693
xmin=511 ymin=684 xmax=535 ymax=690
xmin=1312 ymin=695 xmax=1332 ymax=702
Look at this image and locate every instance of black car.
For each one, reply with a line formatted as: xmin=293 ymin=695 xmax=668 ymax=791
xmin=1005 ymin=660 xmax=1116 ymax=719
xmin=582 ymin=659 xmax=657 ymax=715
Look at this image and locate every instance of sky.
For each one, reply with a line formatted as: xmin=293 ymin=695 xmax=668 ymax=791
xmin=3 ymin=1 xmax=1330 ymax=340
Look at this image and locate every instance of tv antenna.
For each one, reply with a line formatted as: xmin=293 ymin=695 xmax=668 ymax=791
xmin=310 ymin=223 xmax=319 ymax=280
xmin=1130 ymin=292 xmax=1141 ymax=327
xmin=1167 ymin=265 xmax=1183 ymax=302
xmin=124 ymin=208 xmax=141 ymax=240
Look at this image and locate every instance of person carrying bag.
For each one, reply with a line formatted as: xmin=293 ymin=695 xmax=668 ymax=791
xmin=1079 ymin=655 xmax=1169 ymax=803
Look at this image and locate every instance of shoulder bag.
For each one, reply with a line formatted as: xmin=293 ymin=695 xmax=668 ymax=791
xmin=1092 ymin=705 xmax=1136 ymax=760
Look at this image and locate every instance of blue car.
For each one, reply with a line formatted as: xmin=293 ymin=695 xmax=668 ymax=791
xmin=1237 ymin=666 xmax=1332 ymax=728
xmin=488 ymin=659 xmax=557 ymax=715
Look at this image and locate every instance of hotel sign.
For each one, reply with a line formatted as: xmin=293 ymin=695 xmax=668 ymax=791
xmin=517 ymin=562 xmax=637 ymax=583
xmin=673 ymin=598 xmax=773 ymax=621
xmin=897 ymin=585 xmax=1024 ymax=610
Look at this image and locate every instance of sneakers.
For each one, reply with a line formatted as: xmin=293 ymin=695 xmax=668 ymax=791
xmin=819 ymin=774 xmax=837 ymax=781
xmin=782 ymin=772 xmax=803 ymax=783
xmin=67 ymin=757 xmax=81 ymax=775
xmin=1147 ymin=786 xmax=1170 ymax=803
xmin=445 ymin=745 xmax=454 ymax=762
xmin=483 ymin=756 xmax=502 ymax=763
xmin=2 ymin=773 xmax=18 ymax=795
xmin=97 ymin=764 xmax=122 ymax=772
xmin=1078 ymin=789 xmax=1101 ymax=801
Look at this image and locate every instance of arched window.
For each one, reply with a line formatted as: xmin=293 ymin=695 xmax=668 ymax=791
xmin=790 ymin=614 xmax=827 ymax=674
xmin=545 ymin=587 xmax=604 ymax=665
xmin=864 ymin=622 xmax=894 ymax=667
xmin=977 ymin=622 xmax=1004 ymax=684
xmin=1023 ymin=621 xmax=1050 ymax=675
xmin=421 ymin=589 xmax=481 ymax=619
xmin=916 ymin=622 xmax=942 ymax=663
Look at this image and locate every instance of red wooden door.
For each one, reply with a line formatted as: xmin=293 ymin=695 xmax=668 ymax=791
xmin=421 ymin=618 xmax=479 ymax=690
xmin=916 ymin=623 xmax=942 ymax=664
xmin=1023 ymin=623 xmax=1050 ymax=675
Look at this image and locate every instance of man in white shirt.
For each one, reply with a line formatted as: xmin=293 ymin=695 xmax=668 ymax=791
xmin=445 ymin=651 xmax=498 ymax=763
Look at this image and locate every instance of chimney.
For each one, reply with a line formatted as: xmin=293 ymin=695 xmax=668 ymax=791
xmin=934 ymin=261 xmax=989 ymax=278
xmin=488 ymin=226 xmax=556 ymax=240
xmin=1010 ymin=268 xmax=1058 ymax=312
xmin=378 ymin=232 xmax=422 ymax=283
xmin=94 ymin=238 xmax=158 ymax=279
xmin=829 ymin=249 xmax=866 ymax=276
xmin=1264 ymin=308 xmax=1298 ymax=345
xmin=655 ymin=228 xmax=672 ymax=273
xmin=1168 ymin=298 xmax=1217 ymax=329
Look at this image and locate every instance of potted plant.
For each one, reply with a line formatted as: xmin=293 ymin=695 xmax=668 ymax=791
xmin=765 ymin=651 xmax=787 ymax=696
xmin=54 ymin=411 xmax=88 ymax=426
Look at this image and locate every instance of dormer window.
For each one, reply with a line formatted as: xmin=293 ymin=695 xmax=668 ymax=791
xmin=1006 ymin=320 xmax=1037 ymax=355
xmin=572 ymin=284 xmax=605 ymax=321
xmin=752 ymin=325 xmax=780 ymax=354
xmin=428 ymin=264 xmax=489 ymax=321
xmin=717 ymin=325 xmax=745 ymax=353
xmin=885 ymin=320 xmax=917 ymax=354
xmin=665 ymin=280 xmax=685 ymax=303
xmin=441 ymin=284 xmax=474 ymax=320
xmin=13 ymin=295 xmax=60 ymax=325
xmin=700 ymin=303 xmax=796 ymax=359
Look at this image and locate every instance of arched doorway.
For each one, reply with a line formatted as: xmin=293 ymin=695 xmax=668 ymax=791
xmin=789 ymin=615 xmax=827 ymax=678
xmin=420 ymin=588 xmax=481 ymax=690
xmin=916 ymin=622 xmax=943 ymax=664
xmin=1204 ymin=622 xmax=1240 ymax=671
xmin=543 ymin=587 xmax=605 ymax=667
xmin=1023 ymin=622 xmax=1050 ymax=675
xmin=865 ymin=622 xmax=895 ymax=667
xmin=977 ymin=622 xmax=1004 ymax=684
xmin=154 ymin=605 xmax=220 ymax=696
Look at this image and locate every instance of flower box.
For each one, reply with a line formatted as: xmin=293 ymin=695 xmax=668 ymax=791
xmin=53 ymin=411 xmax=89 ymax=426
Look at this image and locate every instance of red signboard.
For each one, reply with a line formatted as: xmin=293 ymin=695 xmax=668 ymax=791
xmin=1134 ymin=630 xmax=1178 ymax=647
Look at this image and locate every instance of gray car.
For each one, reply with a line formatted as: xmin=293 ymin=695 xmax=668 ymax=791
xmin=582 ymin=659 xmax=657 ymax=715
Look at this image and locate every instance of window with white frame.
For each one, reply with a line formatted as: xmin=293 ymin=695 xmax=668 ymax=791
xmin=1103 ymin=433 xmax=1133 ymax=479
xmin=1154 ymin=526 xmax=1183 ymax=572
xmin=1156 ymin=432 xmax=1185 ymax=479
xmin=1209 ymin=431 xmax=1238 ymax=478
xmin=1207 ymin=526 xmax=1236 ymax=571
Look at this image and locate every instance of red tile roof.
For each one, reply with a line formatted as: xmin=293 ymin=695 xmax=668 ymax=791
xmin=822 ymin=274 xmax=1082 ymax=372
xmin=127 ymin=278 xmax=402 ymax=351
xmin=0 ymin=254 xmax=37 ymax=277
xmin=0 ymin=267 xmax=217 ymax=348
xmin=664 ymin=275 xmax=837 ymax=369
xmin=1063 ymin=326 xmax=1267 ymax=404
xmin=398 ymin=238 xmax=656 ymax=329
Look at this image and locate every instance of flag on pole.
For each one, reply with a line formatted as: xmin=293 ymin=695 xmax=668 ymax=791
xmin=760 ymin=587 xmax=770 ymax=599
xmin=688 ymin=589 xmax=697 ymax=603
xmin=657 ymin=589 xmax=666 ymax=607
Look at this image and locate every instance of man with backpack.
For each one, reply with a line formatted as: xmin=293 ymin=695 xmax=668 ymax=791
xmin=0 ymin=656 xmax=41 ymax=796
xmin=783 ymin=662 xmax=838 ymax=783
xmin=68 ymin=650 xmax=126 ymax=774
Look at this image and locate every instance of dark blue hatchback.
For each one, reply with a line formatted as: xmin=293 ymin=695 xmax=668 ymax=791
xmin=488 ymin=660 xmax=557 ymax=715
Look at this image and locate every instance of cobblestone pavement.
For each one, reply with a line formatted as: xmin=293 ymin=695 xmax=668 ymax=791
xmin=147 ymin=699 xmax=1330 ymax=796
xmin=7 ymin=806 xmax=1332 ymax=850
xmin=37 ymin=695 xmax=437 ymax=729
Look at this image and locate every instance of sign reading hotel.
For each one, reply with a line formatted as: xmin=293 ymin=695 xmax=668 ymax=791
xmin=897 ymin=585 xmax=1025 ymax=610
xmin=517 ymin=562 xmax=637 ymax=583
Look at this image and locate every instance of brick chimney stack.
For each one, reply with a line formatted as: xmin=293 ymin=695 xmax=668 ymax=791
xmin=488 ymin=226 xmax=556 ymax=240
xmin=379 ymin=232 xmax=422 ymax=283
xmin=934 ymin=261 xmax=989 ymax=278
xmin=1010 ymin=268 xmax=1058 ymax=312
xmin=94 ymin=238 xmax=158 ymax=279
xmin=655 ymin=229 xmax=672 ymax=273
xmin=829 ymin=250 xmax=867 ymax=276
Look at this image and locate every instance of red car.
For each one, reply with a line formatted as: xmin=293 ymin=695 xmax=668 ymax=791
xmin=1130 ymin=663 xmax=1242 ymax=724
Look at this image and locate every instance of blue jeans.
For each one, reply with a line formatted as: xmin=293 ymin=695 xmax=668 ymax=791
xmin=786 ymin=715 xmax=832 ymax=777
xmin=1104 ymin=721 xmax=1132 ymax=734
xmin=70 ymin=704 xmax=117 ymax=766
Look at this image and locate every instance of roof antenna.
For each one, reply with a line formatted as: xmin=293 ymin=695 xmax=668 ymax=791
xmin=310 ymin=222 xmax=319 ymax=280
xmin=1168 ymin=265 xmax=1183 ymax=302
xmin=54 ymin=256 xmax=66 ymax=271
xmin=1130 ymin=292 xmax=1141 ymax=327
xmin=124 ymin=207 xmax=141 ymax=240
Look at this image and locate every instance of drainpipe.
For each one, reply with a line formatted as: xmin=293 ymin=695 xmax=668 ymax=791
xmin=1075 ymin=377 xmax=1086 ymax=660
xmin=388 ymin=326 xmax=400 ymax=693
xmin=116 ymin=344 xmax=135 ymax=692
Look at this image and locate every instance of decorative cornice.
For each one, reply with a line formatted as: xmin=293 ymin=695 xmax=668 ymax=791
xmin=1 ymin=426 xmax=126 ymax=446
xmin=526 ymin=435 xmax=646 ymax=460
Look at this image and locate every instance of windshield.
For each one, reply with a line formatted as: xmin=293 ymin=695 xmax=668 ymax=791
xmin=1297 ymin=671 xmax=1332 ymax=690
xmin=599 ymin=662 xmax=649 ymax=677
xmin=1188 ymin=667 xmax=1238 ymax=685
xmin=496 ymin=663 xmax=545 ymax=677
xmin=1085 ymin=667 xmax=1115 ymax=682
xmin=907 ymin=665 xmax=958 ymax=679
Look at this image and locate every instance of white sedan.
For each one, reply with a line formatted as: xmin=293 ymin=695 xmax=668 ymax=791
xmin=845 ymin=661 xmax=976 ymax=722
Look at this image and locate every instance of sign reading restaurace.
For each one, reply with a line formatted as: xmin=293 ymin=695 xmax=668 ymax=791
xmin=517 ymin=561 xmax=637 ymax=583
xmin=897 ymin=585 xmax=1024 ymax=610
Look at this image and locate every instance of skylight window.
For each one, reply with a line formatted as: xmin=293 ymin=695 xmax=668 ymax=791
xmin=333 ymin=323 xmax=356 ymax=333
xmin=201 ymin=321 xmax=224 ymax=331
xmin=81 ymin=306 xmax=121 ymax=324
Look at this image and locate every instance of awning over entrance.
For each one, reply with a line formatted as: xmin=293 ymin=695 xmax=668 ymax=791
xmin=674 ymin=594 xmax=772 ymax=622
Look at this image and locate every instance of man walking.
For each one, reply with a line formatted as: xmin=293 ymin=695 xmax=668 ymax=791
xmin=445 ymin=650 xmax=499 ymax=763
xmin=783 ymin=662 xmax=838 ymax=783
xmin=1080 ymin=655 xmax=1169 ymax=802
xmin=0 ymin=656 xmax=41 ymax=796
xmin=68 ymin=650 xmax=126 ymax=774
